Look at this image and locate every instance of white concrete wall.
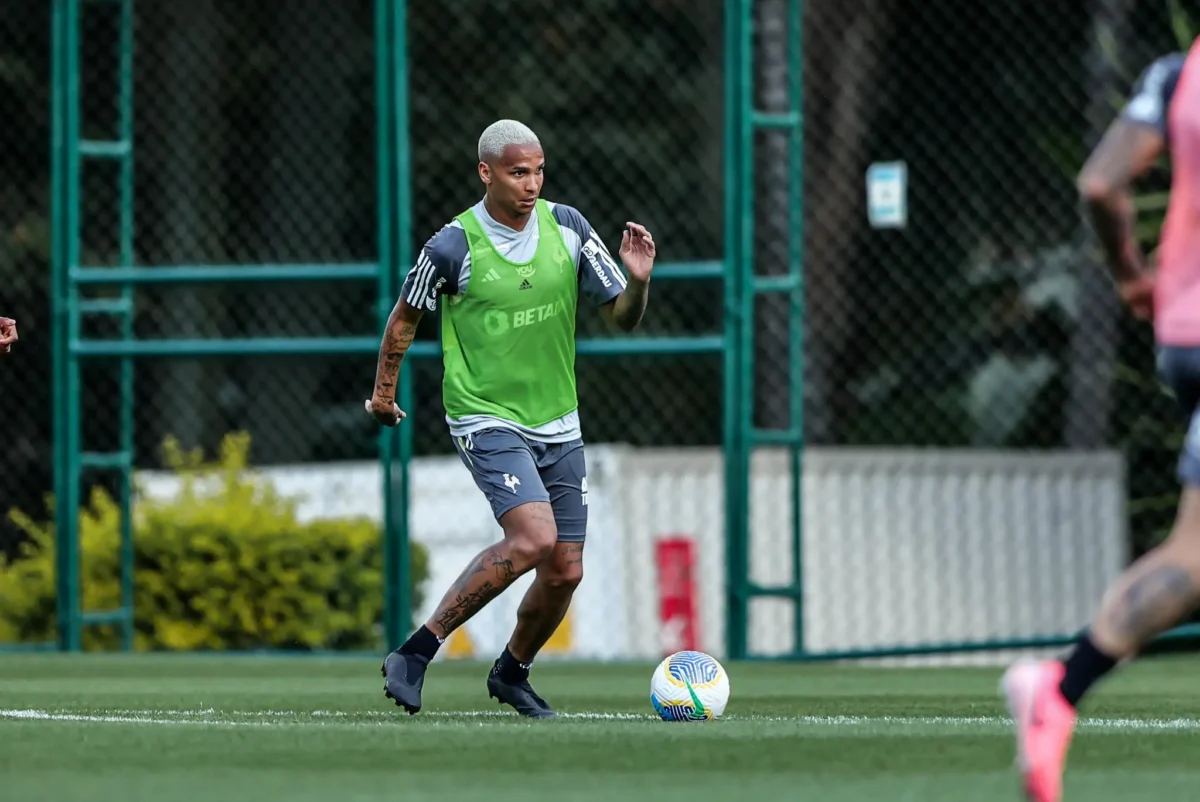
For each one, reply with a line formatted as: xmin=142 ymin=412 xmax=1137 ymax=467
xmin=137 ymin=446 xmax=1128 ymax=663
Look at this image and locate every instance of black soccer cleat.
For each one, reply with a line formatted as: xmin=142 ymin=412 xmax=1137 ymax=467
xmin=486 ymin=659 xmax=557 ymax=719
xmin=382 ymin=650 xmax=429 ymax=715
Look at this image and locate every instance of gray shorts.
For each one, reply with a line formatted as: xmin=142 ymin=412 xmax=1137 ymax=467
xmin=1159 ymin=345 xmax=1200 ymax=486
xmin=452 ymin=428 xmax=588 ymax=541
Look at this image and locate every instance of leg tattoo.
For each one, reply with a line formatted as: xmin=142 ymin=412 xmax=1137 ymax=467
xmin=1095 ymin=557 xmax=1199 ymax=655
xmin=428 ymin=545 xmax=522 ymax=637
xmin=1108 ymin=564 xmax=1195 ymax=644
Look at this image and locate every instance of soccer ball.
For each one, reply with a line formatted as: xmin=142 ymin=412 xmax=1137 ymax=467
xmin=649 ymin=650 xmax=730 ymax=721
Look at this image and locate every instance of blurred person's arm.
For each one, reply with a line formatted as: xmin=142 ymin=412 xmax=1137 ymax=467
xmin=1078 ymin=53 xmax=1181 ymax=305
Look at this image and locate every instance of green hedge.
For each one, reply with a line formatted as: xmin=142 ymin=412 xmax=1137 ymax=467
xmin=0 ymin=433 xmax=428 ymax=651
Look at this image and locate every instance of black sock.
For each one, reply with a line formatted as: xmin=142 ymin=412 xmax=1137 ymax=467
xmin=1059 ymin=632 xmax=1119 ymax=708
xmin=496 ymin=646 xmax=532 ymax=683
xmin=397 ymin=625 xmax=443 ymax=661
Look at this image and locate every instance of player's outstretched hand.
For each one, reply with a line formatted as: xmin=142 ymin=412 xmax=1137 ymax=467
xmin=620 ymin=222 xmax=656 ymax=283
xmin=365 ymin=397 xmax=407 ymax=427
xmin=1118 ymin=274 xmax=1155 ymax=320
xmin=0 ymin=317 xmax=17 ymax=354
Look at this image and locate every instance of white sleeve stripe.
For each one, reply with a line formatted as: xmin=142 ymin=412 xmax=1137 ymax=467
xmin=612 ymin=263 xmax=627 ymax=289
xmin=589 ymin=231 xmax=627 ymax=289
xmin=404 ymin=252 xmax=436 ymax=305
xmin=405 ymin=253 xmax=434 ymax=303
xmin=612 ymin=259 xmax=627 ymax=289
xmin=592 ymin=230 xmax=616 ymax=260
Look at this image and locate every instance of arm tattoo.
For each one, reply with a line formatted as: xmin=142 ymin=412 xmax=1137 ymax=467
xmin=372 ymin=302 xmax=418 ymax=403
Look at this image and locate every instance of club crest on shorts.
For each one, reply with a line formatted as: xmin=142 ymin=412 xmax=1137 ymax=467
xmin=503 ymin=473 xmax=521 ymax=493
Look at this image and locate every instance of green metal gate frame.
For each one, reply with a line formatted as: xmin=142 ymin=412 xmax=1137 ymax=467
xmin=49 ymin=0 xmax=423 ymax=652
xmin=721 ymin=0 xmax=805 ymax=662
xmin=46 ymin=0 xmax=724 ymax=654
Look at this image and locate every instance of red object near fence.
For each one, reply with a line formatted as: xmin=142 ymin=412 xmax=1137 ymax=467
xmin=655 ymin=535 xmax=700 ymax=655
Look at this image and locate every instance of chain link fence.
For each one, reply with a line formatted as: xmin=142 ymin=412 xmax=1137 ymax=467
xmin=1 ymin=0 xmax=727 ymax=652
xmin=799 ymin=0 xmax=1189 ymax=562
xmin=407 ymin=0 xmax=726 ymax=454
xmin=1 ymin=7 xmax=53 ymax=561
xmin=3 ymin=0 xmax=1195 ymax=653
xmin=25 ymin=0 xmax=383 ymax=481
xmin=33 ymin=0 xmax=728 ymax=474
xmin=404 ymin=0 xmax=726 ymax=659
xmin=727 ymin=0 xmax=1194 ymax=662
xmin=114 ymin=1 xmax=380 ymax=470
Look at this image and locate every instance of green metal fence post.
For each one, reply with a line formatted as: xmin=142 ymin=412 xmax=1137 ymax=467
xmin=786 ymin=0 xmax=806 ymax=657
xmin=50 ymin=0 xmax=74 ymax=652
xmin=62 ymin=0 xmax=84 ymax=652
xmin=376 ymin=0 xmax=413 ymax=652
xmin=115 ymin=0 xmax=137 ymax=652
xmin=56 ymin=0 xmax=142 ymax=650
xmin=722 ymin=0 xmax=750 ymax=662
xmin=392 ymin=0 xmax=415 ymax=650
xmin=374 ymin=0 xmax=397 ymax=651
xmin=728 ymin=0 xmax=806 ymax=660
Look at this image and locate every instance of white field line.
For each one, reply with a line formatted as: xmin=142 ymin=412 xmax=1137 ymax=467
xmin=3 ymin=708 xmax=1200 ymax=732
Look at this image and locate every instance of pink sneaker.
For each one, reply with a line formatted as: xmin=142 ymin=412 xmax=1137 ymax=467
xmin=1001 ymin=660 xmax=1078 ymax=802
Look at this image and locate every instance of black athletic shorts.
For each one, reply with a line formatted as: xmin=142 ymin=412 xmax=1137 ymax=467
xmin=1158 ymin=345 xmax=1200 ymax=486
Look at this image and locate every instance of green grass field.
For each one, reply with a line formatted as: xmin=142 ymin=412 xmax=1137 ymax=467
xmin=2 ymin=653 xmax=1200 ymax=801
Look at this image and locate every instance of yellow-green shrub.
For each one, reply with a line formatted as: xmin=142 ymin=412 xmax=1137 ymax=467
xmin=0 ymin=433 xmax=428 ymax=651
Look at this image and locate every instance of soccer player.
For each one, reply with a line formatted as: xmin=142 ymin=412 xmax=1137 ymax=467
xmin=0 ymin=316 xmax=17 ymax=354
xmin=1002 ymin=48 xmax=1200 ymax=801
xmin=366 ymin=119 xmax=656 ymax=717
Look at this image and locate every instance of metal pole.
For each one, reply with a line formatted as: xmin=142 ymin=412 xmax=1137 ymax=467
xmin=721 ymin=0 xmax=750 ymax=661
xmin=374 ymin=0 xmax=403 ymax=652
xmin=393 ymin=0 xmax=415 ymax=647
xmin=50 ymin=0 xmax=71 ymax=652
xmin=117 ymin=0 xmax=137 ymax=652
xmin=788 ymin=0 xmax=806 ymax=656
xmin=63 ymin=0 xmax=84 ymax=652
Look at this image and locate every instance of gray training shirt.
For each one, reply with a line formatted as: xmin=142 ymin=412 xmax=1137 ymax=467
xmin=399 ymin=197 xmax=629 ymax=443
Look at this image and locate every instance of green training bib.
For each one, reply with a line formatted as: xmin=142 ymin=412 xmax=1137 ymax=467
xmin=440 ymin=200 xmax=580 ymax=427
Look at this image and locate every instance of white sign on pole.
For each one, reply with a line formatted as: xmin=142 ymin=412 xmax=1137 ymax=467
xmin=866 ymin=160 xmax=908 ymax=229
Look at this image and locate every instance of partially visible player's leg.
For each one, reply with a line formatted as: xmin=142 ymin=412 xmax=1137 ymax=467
xmin=1072 ymin=486 xmax=1200 ymax=671
xmin=506 ymin=440 xmax=587 ymax=664
xmin=1003 ymin=345 xmax=1200 ymax=802
xmin=486 ymin=541 xmax=583 ymax=718
xmin=1061 ymin=346 xmax=1200 ymax=693
xmin=383 ymin=429 xmax=557 ymax=714
xmin=489 ymin=439 xmax=588 ymax=718
xmin=505 ymin=541 xmax=584 ymax=664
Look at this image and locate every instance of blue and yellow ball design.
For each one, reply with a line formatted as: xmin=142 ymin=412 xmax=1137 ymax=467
xmin=649 ymin=650 xmax=730 ymax=722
